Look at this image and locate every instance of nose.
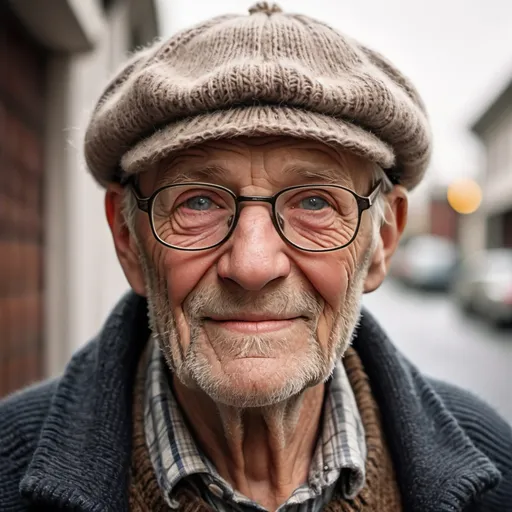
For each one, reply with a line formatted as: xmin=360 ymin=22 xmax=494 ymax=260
xmin=217 ymin=205 xmax=291 ymax=291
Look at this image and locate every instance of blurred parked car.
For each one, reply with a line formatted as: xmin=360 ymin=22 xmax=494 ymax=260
xmin=390 ymin=235 xmax=459 ymax=291
xmin=452 ymin=249 xmax=512 ymax=327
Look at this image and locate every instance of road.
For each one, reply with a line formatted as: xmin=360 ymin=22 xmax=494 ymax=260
xmin=362 ymin=278 xmax=512 ymax=425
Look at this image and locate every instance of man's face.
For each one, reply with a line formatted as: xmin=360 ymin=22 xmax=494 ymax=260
xmin=131 ymin=138 xmax=379 ymax=407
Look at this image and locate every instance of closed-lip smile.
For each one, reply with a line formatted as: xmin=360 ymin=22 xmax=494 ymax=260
xmin=204 ymin=315 xmax=304 ymax=334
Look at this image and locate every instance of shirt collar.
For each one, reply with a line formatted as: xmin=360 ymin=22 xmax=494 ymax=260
xmin=308 ymin=352 xmax=367 ymax=498
xmin=19 ymin=292 xmax=501 ymax=512
xmin=144 ymin=338 xmax=367 ymax=505
xmin=144 ymin=338 xmax=216 ymax=505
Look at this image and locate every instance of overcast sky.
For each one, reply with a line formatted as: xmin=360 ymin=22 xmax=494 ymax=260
xmin=156 ymin=0 xmax=512 ymax=193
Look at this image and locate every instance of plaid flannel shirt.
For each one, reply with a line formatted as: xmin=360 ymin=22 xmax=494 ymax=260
xmin=144 ymin=338 xmax=366 ymax=511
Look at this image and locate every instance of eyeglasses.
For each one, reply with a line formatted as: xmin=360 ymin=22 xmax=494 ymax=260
xmin=130 ymin=180 xmax=382 ymax=252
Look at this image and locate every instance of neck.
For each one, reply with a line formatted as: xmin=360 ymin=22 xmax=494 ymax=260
xmin=173 ymin=376 xmax=325 ymax=511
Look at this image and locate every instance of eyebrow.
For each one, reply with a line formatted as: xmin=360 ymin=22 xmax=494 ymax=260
xmin=155 ymin=165 xmax=231 ymax=187
xmin=281 ymin=166 xmax=352 ymax=186
xmin=154 ymin=164 xmax=353 ymax=188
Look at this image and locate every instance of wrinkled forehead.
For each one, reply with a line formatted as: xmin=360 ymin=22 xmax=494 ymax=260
xmin=140 ymin=136 xmax=376 ymax=192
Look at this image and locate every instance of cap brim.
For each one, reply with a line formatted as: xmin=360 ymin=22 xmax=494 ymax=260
xmin=121 ymin=105 xmax=395 ymax=180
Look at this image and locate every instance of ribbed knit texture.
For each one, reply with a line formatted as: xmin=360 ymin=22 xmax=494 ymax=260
xmin=129 ymin=344 xmax=401 ymax=511
xmin=353 ymin=312 xmax=511 ymax=511
xmin=1 ymin=292 xmax=511 ymax=511
xmin=84 ymin=3 xmax=431 ymax=190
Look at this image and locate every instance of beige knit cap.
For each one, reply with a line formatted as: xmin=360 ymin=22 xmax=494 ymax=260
xmin=84 ymin=2 xmax=431 ymax=190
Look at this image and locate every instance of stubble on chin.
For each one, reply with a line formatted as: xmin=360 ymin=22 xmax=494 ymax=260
xmin=137 ymin=240 xmax=372 ymax=409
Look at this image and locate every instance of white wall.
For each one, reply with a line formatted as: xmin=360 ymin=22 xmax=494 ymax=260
xmin=458 ymin=211 xmax=487 ymax=258
xmin=482 ymin=107 xmax=512 ymax=217
xmin=44 ymin=1 xmax=145 ymax=376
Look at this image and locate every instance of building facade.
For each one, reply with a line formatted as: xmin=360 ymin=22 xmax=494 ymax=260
xmin=0 ymin=0 xmax=159 ymax=397
xmin=471 ymin=79 xmax=512 ymax=250
xmin=428 ymin=188 xmax=460 ymax=243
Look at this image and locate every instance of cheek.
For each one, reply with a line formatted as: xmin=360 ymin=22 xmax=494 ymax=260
xmin=151 ymin=249 xmax=222 ymax=352
xmin=162 ymin=249 xmax=221 ymax=313
xmin=295 ymin=251 xmax=358 ymax=310
xmin=291 ymin=248 xmax=360 ymax=342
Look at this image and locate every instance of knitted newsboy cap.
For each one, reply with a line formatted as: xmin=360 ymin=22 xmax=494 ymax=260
xmin=84 ymin=2 xmax=432 ymax=190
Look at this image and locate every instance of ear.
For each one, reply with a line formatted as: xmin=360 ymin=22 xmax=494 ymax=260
xmin=105 ymin=183 xmax=147 ymax=296
xmin=364 ymin=186 xmax=408 ymax=293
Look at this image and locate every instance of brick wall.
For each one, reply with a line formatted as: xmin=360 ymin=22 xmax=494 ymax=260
xmin=0 ymin=5 xmax=47 ymax=397
xmin=429 ymin=198 xmax=459 ymax=242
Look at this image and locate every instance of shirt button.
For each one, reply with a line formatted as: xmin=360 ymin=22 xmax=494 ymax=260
xmin=208 ymin=483 xmax=225 ymax=498
xmin=168 ymin=499 xmax=180 ymax=510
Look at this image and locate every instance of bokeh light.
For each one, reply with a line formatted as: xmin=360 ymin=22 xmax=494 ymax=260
xmin=446 ymin=178 xmax=483 ymax=214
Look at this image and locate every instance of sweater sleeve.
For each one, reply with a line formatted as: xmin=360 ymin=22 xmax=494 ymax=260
xmin=0 ymin=378 xmax=59 ymax=511
xmin=431 ymin=378 xmax=512 ymax=510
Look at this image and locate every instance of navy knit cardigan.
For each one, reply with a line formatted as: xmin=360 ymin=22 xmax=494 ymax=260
xmin=1 ymin=292 xmax=511 ymax=511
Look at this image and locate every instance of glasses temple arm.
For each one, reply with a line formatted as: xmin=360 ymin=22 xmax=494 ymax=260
xmin=125 ymin=178 xmax=150 ymax=213
xmin=368 ymin=179 xmax=383 ymax=206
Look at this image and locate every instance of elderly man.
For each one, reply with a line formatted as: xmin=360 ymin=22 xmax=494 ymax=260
xmin=1 ymin=3 xmax=511 ymax=511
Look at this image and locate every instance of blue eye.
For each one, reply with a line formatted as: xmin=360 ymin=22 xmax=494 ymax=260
xmin=298 ymin=196 xmax=329 ymax=211
xmin=185 ymin=196 xmax=213 ymax=211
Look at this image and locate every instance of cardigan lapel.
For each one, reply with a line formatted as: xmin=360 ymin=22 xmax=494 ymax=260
xmin=20 ymin=293 xmax=500 ymax=511
xmin=353 ymin=309 xmax=501 ymax=511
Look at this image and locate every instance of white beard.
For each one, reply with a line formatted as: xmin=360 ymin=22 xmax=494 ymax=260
xmin=138 ymin=241 xmax=373 ymax=408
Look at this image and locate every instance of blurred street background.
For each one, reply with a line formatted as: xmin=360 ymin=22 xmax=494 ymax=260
xmin=364 ymin=281 xmax=512 ymax=424
xmin=0 ymin=1 xmax=511 ymax=423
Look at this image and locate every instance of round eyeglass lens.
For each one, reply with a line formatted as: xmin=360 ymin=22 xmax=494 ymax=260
xmin=151 ymin=184 xmax=236 ymax=249
xmin=276 ymin=186 xmax=359 ymax=250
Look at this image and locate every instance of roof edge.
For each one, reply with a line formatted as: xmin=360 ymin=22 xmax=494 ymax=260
xmin=9 ymin=0 xmax=105 ymax=52
xmin=471 ymin=78 xmax=512 ymax=137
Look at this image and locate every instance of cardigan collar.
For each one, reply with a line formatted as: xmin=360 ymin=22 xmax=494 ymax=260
xmin=21 ymin=292 xmax=500 ymax=511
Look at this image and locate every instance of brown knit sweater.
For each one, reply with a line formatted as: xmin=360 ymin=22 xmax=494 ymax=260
xmin=129 ymin=346 xmax=402 ymax=511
